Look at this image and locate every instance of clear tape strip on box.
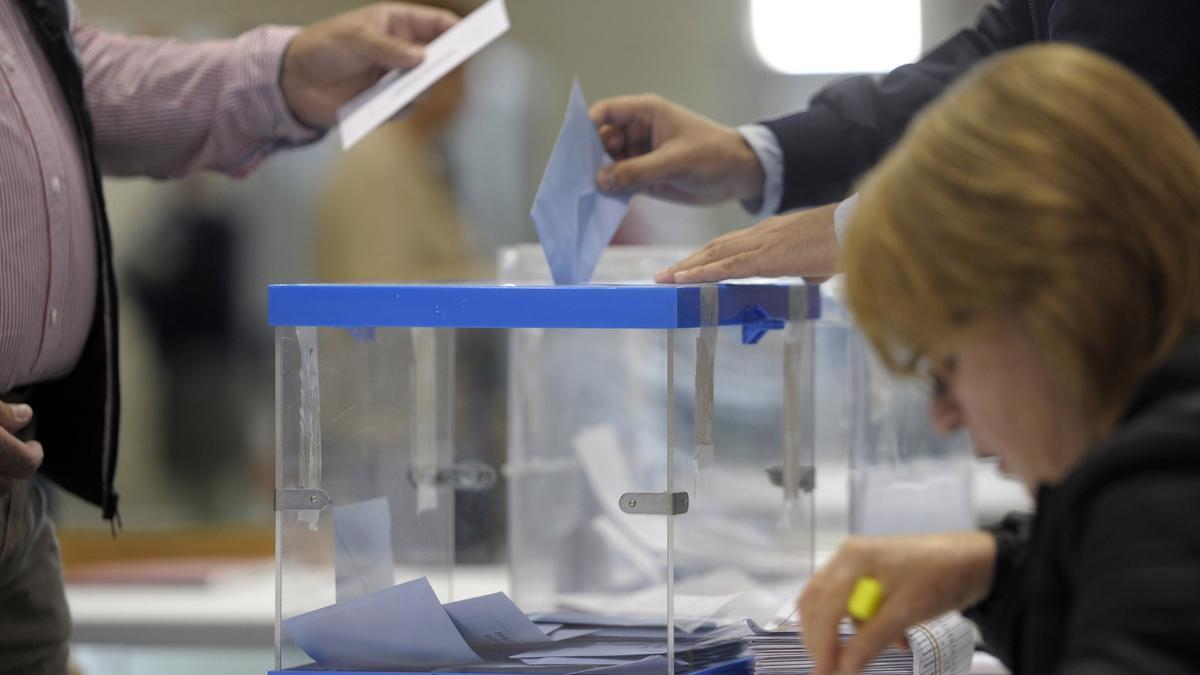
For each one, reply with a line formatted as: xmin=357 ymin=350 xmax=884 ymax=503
xmin=694 ymin=285 xmax=718 ymax=471
xmin=412 ymin=328 xmax=439 ymax=513
xmin=783 ymin=286 xmax=816 ymax=502
xmin=665 ymin=329 xmax=676 ymax=675
xmin=297 ymin=326 xmax=323 ymax=530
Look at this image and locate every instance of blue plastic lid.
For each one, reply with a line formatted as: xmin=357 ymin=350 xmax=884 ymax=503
xmin=267 ymin=283 xmax=818 ymax=329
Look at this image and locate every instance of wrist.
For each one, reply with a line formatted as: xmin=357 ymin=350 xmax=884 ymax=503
xmin=729 ymin=130 xmax=766 ymax=202
xmin=275 ymin=30 xmax=332 ymax=135
xmin=959 ymin=530 xmax=999 ymax=607
xmin=277 ymin=32 xmax=333 ymax=132
xmin=279 ymin=42 xmax=314 ymax=130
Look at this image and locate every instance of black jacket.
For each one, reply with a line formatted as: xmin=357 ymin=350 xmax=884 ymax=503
xmin=17 ymin=0 xmax=121 ymax=520
xmin=964 ymin=330 xmax=1200 ymax=673
xmin=764 ymin=0 xmax=1200 ymax=211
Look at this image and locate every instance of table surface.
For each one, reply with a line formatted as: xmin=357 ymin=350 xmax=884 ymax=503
xmin=67 ymin=563 xmax=1009 ymax=673
xmin=67 ymin=458 xmax=1029 ymax=670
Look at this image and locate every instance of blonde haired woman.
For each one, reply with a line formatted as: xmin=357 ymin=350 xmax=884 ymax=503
xmin=799 ymin=44 xmax=1200 ymax=674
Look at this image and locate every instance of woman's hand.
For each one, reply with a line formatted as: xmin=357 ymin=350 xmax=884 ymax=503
xmin=799 ymin=532 xmax=997 ymax=675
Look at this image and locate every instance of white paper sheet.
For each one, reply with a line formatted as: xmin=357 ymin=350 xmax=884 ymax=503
xmin=573 ymin=424 xmax=801 ymax=581
xmin=562 ymin=627 xmax=709 ymax=641
xmin=549 ymin=627 xmax=603 ymax=641
xmin=575 ymin=656 xmax=674 ymax=675
xmin=746 ymin=611 xmax=974 ymax=675
xmin=528 ymin=612 xmax=717 ymax=631
xmin=909 ymin=613 xmax=975 ymax=675
xmin=332 ymin=497 xmax=395 ymax=603
xmin=282 ymin=577 xmax=482 ymax=669
xmin=512 ymin=641 xmax=670 ymax=659
xmin=337 ymin=0 xmax=510 ymax=149
xmin=522 ymin=657 xmax=636 ymax=666
xmin=573 ymin=425 xmax=667 ymax=552
xmin=529 ymin=612 xmax=678 ymax=629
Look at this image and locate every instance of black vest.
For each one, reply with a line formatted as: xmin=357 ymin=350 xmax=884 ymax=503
xmin=17 ymin=0 xmax=121 ymax=521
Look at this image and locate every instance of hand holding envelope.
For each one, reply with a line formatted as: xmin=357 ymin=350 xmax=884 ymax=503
xmin=337 ymin=0 xmax=510 ymax=149
xmin=332 ymin=0 xmax=632 ymax=286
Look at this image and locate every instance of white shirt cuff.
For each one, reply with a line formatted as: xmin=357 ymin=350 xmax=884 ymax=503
xmin=736 ymin=123 xmax=784 ymax=219
xmin=833 ymin=192 xmax=859 ymax=244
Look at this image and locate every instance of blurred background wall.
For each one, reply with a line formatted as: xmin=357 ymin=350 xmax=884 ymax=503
xmin=58 ymin=0 xmax=988 ymax=533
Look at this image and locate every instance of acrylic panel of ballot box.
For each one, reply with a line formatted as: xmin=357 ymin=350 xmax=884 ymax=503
xmin=268 ymin=277 xmax=836 ymax=674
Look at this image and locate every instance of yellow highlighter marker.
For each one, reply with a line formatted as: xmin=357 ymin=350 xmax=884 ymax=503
xmin=847 ymin=576 xmax=885 ymax=622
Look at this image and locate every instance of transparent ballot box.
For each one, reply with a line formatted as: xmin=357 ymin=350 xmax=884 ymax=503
xmin=497 ymin=246 xmax=977 ymax=547
xmin=847 ymin=336 xmax=976 ymax=536
xmin=269 ymin=281 xmax=826 ymax=674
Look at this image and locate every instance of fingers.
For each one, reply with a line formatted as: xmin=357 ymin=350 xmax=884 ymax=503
xmin=358 ymin=26 xmax=426 ymax=70
xmin=657 ymin=206 xmax=842 ymax=283
xmin=592 ymin=96 xmax=670 ymax=172
xmin=0 ymin=403 xmax=43 ymax=484
xmin=671 ymin=252 xmax=765 ymax=284
xmin=655 ymin=229 xmax=757 ymax=283
xmin=589 ymin=94 xmax=664 ymax=129
xmin=383 ymin=3 xmax=459 ymax=43
xmin=598 ymin=121 xmax=652 ymax=160
xmin=800 ymin=552 xmax=870 ymax=675
xmin=596 ymin=147 xmax=686 ymax=193
xmin=361 ymin=2 xmax=462 ymax=71
xmin=0 ymin=430 xmax=42 ymax=481
xmin=598 ymin=125 xmax=627 ymax=156
xmin=0 ymin=402 xmax=33 ymax=434
xmin=836 ymin=601 xmax=914 ymax=674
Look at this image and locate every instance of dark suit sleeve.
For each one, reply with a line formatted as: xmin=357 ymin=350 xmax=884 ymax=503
xmin=1056 ymin=471 xmax=1200 ymax=675
xmin=763 ymin=0 xmax=1200 ymax=213
xmin=962 ymin=512 xmax=1033 ymax=670
xmin=1047 ymin=0 xmax=1200 ymax=134
xmin=762 ymin=0 xmax=1035 ymax=212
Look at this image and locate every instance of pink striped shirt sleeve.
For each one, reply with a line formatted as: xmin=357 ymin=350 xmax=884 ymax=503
xmin=0 ymin=10 xmax=323 ymax=393
xmin=77 ymin=22 xmax=322 ymax=179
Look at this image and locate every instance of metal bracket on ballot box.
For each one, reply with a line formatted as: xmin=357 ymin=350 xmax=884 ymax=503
xmin=409 ymin=461 xmax=499 ymax=493
xmin=274 ymin=488 xmax=332 ymax=511
xmin=619 ymin=491 xmax=690 ymax=516
xmin=765 ymin=466 xmax=817 ymax=493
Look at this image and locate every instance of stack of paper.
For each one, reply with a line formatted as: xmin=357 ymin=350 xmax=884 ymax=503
xmin=522 ymin=612 xmax=748 ymax=671
xmin=744 ymin=613 xmax=975 ymax=675
xmin=283 ymin=577 xmax=751 ymax=674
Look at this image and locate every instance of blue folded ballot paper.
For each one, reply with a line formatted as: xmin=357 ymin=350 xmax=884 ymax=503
xmin=531 ymin=79 xmax=633 ymax=285
xmin=280 ymin=576 xmax=750 ymax=674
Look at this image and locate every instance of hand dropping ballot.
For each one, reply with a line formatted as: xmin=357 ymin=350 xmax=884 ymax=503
xmin=337 ymin=0 xmax=510 ymax=149
xmin=531 ymin=79 xmax=634 ymax=284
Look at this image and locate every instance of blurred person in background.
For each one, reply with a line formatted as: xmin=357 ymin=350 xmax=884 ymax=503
xmin=588 ymin=0 xmax=1200 ymax=283
xmin=801 ymin=44 xmax=1200 ymax=674
xmin=315 ymin=0 xmax=505 ymax=561
xmin=126 ymin=180 xmax=253 ymax=520
xmin=0 ymin=1 xmax=461 ymax=671
xmin=317 ymin=63 xmax=482 ymax=282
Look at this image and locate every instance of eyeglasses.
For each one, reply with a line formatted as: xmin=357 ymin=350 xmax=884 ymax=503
xmin=914 ymin=352 xmax=958 ymax=400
